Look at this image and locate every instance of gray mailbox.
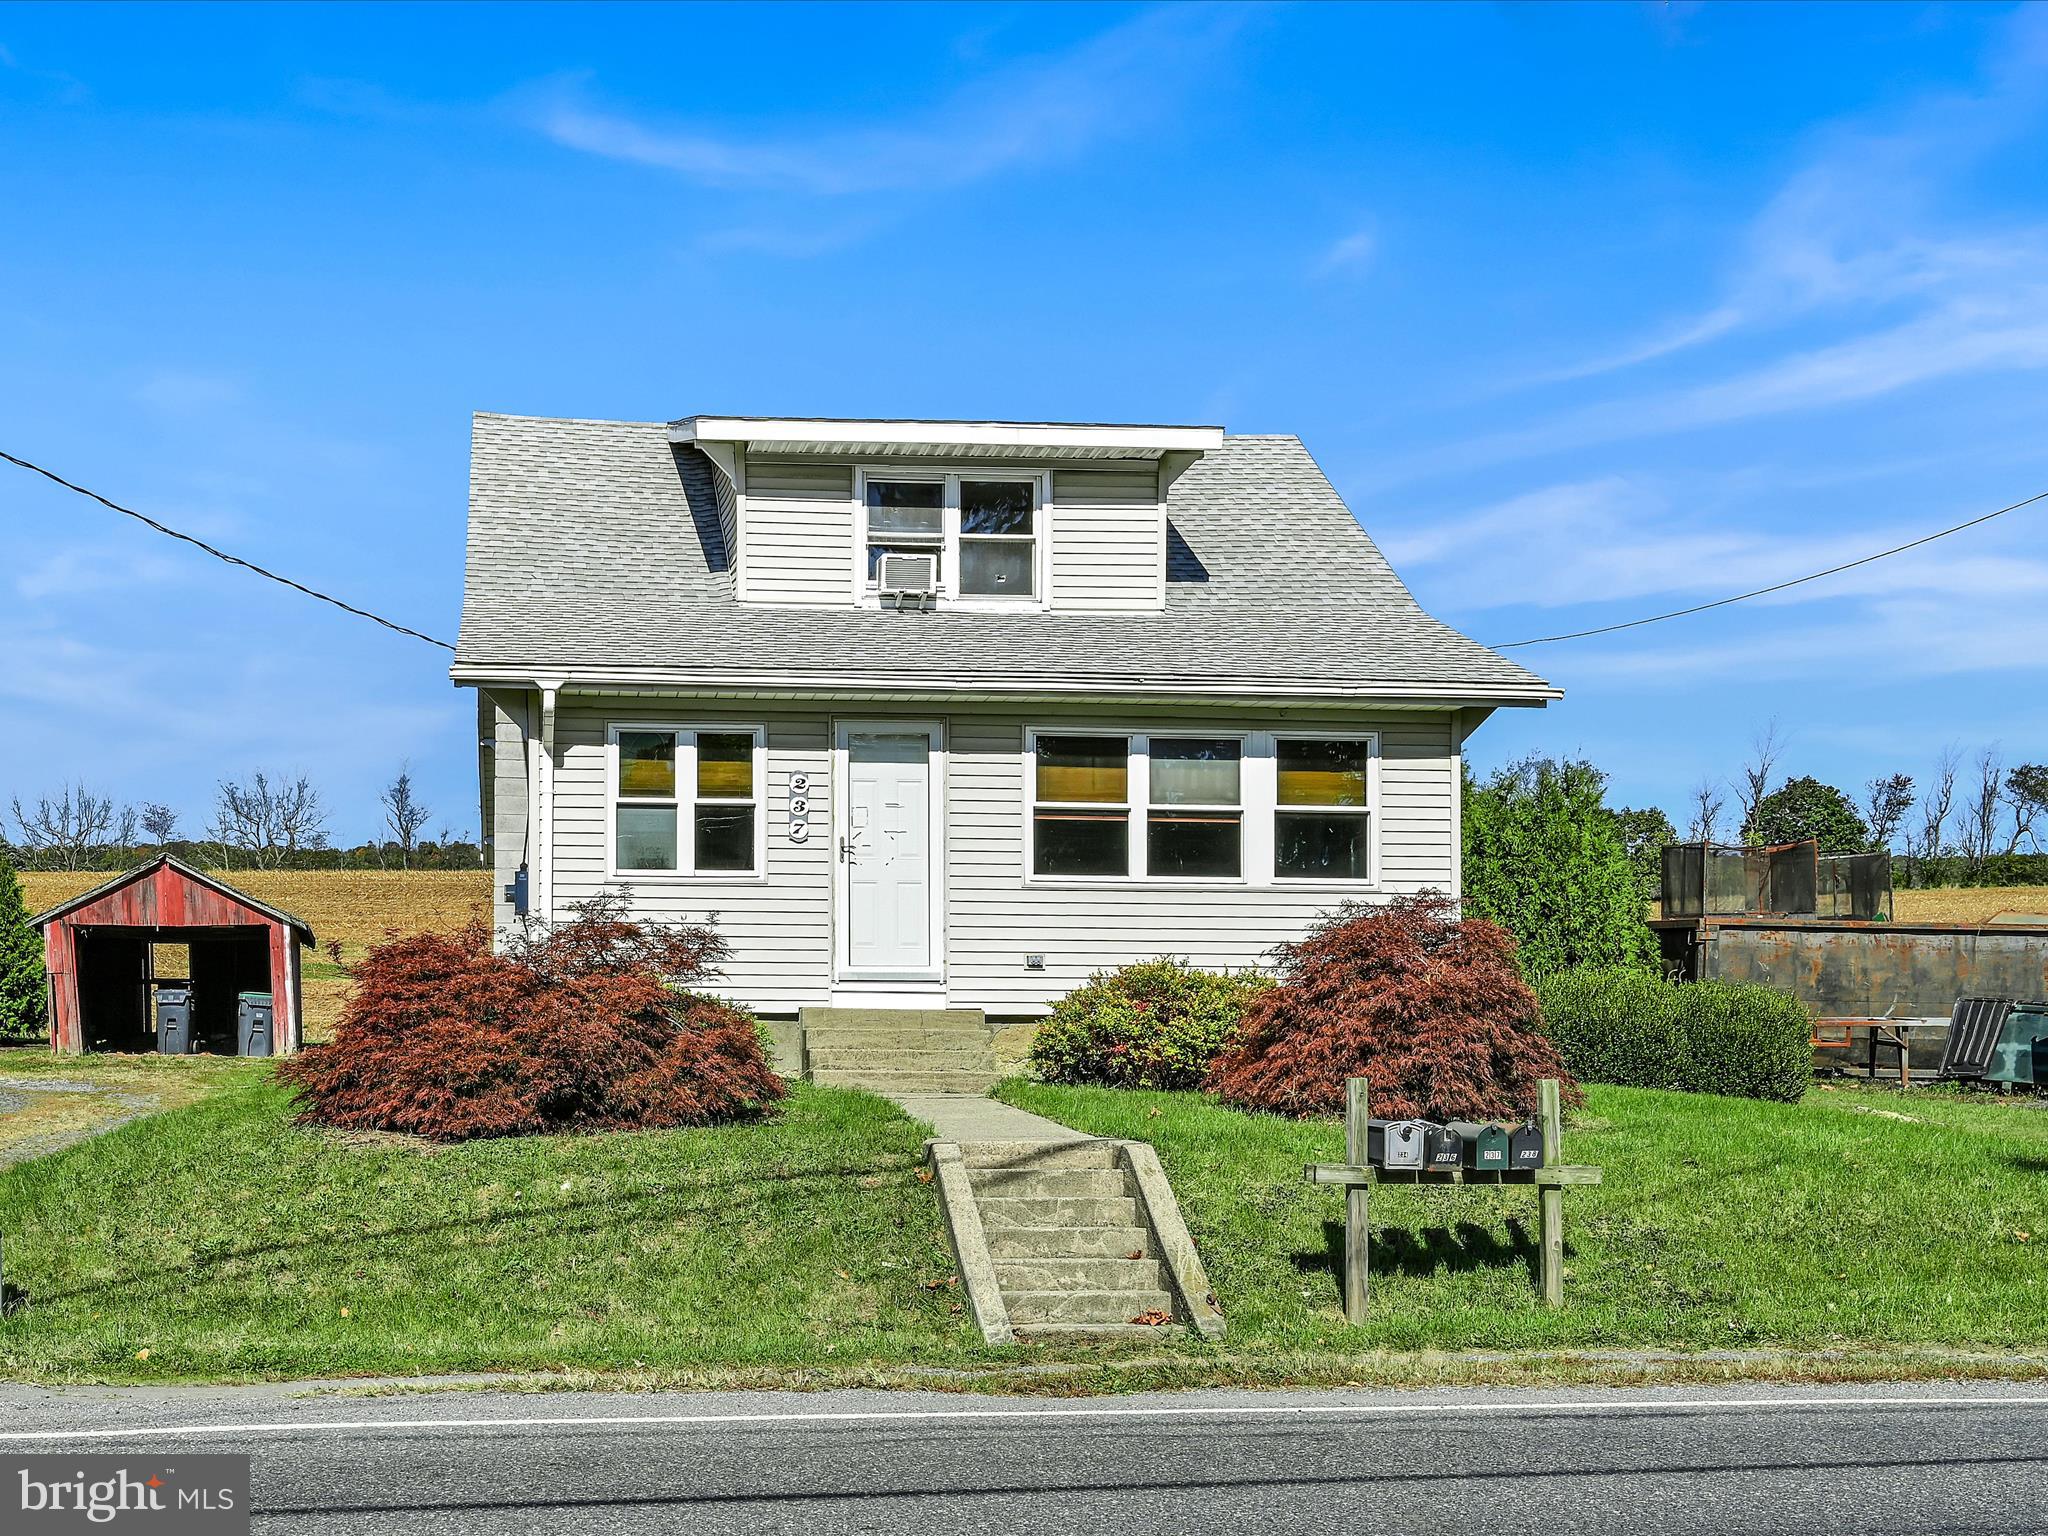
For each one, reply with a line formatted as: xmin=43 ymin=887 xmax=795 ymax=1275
xmin=1447 ymin=1121 xmax=1510 ymax=1170
xmin=1508 ymin=1122 xmax=1545 ymax=1170
xmin=1422 ymin=1123 xmax=1464 ymax=1169
xmin=1365 ymin=1118 xmax=1426 ymax=1169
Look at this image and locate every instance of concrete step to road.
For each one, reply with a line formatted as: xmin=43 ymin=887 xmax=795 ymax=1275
xmin=1009 ymin=1321 xmax=1182 ymax=1342
xmin=961 ymin=1141 xmax=1122 ymax=1171
xmin=1004 ymin=1288 xmax=1178 ymax=1326
xmin=975 ymin=1194 xmax=1143 ymax=1230
xmin=969 ymin=1167 xmax=1132 ymax=1200
xmin=993 ymin=1258 xmax=1169 ymax=1293
xmin=983 ymin=1224 xmax=1156 ymax=1262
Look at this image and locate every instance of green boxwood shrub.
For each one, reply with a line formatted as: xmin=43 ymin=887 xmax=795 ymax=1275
xmin=1030 ymin=958 xmax=1271 ymax=1090
xmin=1537 ymin=966 xmax=1810 ymax=1103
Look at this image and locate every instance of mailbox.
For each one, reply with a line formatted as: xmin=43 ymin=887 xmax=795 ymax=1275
xmin=1447 ymin=1121 xmax=1510 ymax=1170
xmin=1508 ymin=1122 xmax=1545 ymax=1170
xmin=156 ymin=987 xmax=194 ymax=1055
xmin=1365 ymin=1118 xmax=1426 ymax=1169
xmin=1422 ymin=1123 xmax=1464 ymax=1169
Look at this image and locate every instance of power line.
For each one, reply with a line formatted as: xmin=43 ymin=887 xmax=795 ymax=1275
xmin=2 ymin=448 xmax=456 ymax=651
xmin=1490 ymin=488 xmax=2048 ymax=649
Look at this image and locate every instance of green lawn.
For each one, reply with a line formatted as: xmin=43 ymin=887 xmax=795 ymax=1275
xmin=0 ymin=1068 xmax=982 ymax=1383
xmin=999 ymin=1078 xmax=2048 ymax=1353
xmin=4 ymin=1053 xmax=2045 ymax=1389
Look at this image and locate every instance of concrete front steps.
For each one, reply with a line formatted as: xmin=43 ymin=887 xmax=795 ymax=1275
xmin=799 ymin=1007 xmax=999 ymax=1096
xmin=930 ymin=1138 xmax=1226 ymax=1344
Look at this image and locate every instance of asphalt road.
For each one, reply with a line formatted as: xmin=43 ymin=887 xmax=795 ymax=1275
xmin=3 ymin=1380 xmax=2046 ymax=1534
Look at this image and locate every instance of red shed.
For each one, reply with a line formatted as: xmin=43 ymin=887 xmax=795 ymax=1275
xmin=32 ymin=855 xmax=313 ymax=1056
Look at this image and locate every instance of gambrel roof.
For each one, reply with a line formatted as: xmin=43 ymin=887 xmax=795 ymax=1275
xmin=453 ymin=414 xmax=1555 ymax=704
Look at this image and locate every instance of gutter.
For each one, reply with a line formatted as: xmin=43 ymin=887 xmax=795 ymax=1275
xmin=447 ymin=664 xmax=1560 ymax=708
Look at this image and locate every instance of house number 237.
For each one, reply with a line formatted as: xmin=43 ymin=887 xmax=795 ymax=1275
xmin=788 ymin=771 xmax=811 ymax=843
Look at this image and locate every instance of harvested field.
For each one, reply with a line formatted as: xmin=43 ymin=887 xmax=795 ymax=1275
xmin=19 ymin=870 xmax=491 ymax=1042
xmin=1893 ymin=886 xmax=2048 ymax=924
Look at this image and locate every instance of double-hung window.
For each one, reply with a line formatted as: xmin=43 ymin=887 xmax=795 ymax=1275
xmin=1030 ymin=732 xmax=1244 ymax=880
xmin=1274 ymin=736 xmax=1374 ymax=881
xmin=860 ymin=472 xmax=1045 ymax=602
xmin=1028 ymin=728 xmax=1376 ymax=885
xmin=611 ymin=725 xmax=764 ymax=877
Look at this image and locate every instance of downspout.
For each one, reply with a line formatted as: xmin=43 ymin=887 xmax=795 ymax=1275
xmin=532 ymin=677 xmax=565 ymax=923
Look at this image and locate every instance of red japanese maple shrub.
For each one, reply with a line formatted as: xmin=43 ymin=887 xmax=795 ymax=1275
xmin=1205 ymin=894 xmax=1578 ymax=1121
xmin=281 ymin=894 xmax=783 ymax=1140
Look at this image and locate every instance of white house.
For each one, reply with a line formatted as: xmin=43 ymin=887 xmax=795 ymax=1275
xmin=454 ymin=413 xmax=1557 ymax=1023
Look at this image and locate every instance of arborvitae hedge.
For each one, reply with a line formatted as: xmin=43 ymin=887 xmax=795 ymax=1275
xmin=1537 ymin=966 xmax=1810 ymax=1103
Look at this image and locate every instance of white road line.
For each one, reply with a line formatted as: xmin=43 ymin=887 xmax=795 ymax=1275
xmin=1 ymin=1393 xmax=2044 ymax=1443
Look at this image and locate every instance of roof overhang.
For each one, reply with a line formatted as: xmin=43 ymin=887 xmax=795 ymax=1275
xmin=668 ymin=416 xmax=1225 ymax=462
xmin=452 ymin=663 xmax=1559 ymax=709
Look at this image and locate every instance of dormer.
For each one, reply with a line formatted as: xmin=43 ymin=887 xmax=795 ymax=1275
xmin=669 ymin=416 xmax=1225 ymax=613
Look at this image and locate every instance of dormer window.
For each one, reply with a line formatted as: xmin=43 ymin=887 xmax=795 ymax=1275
xmin=857 ymin=469 xmax=1048 ymax=607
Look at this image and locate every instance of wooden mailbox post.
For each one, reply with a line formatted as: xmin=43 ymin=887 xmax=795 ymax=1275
xmin=1305 ymin=1077 xmax=1600 ymax=1323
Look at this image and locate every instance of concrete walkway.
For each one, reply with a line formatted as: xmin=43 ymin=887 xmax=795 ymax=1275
xmin=886 ymin=1092 xmax=1088 ymax=1144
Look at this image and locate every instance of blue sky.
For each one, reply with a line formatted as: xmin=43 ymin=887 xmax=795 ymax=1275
xmin=3 ymin=2 xmax=2045 ymax=843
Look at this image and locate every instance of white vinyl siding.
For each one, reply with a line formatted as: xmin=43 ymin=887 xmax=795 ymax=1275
xmin=731 ymin=458 xmax=1164 ymax=612
xmin=549 ymin=697 xmax=834 ymax=1011
xmin=538 ymin=696 xmax=1459 ymax=1017
xmin=482 ymin=687 xmax=532 ymax=935
xmin=740 ymin=459 xmax=855 ymax=606
xmin=1049 ymin=467 xmax=1164 ymax=612
xmin=713 ymin=458 xmax=740 ymax=577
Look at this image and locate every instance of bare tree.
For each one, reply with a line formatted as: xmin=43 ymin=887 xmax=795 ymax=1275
xmin=212 ymin=772 xmax=328 ymax=871
xmin=2005 ymin=763 xmax=2048 ymax=855
xmin=1860 ymin=773 xmax=1915 ymax=852
xmin=1959 ymin=748 xmax=2006 ymax=873
xmin=381 ymin=766 xmax=431 ymax=871
xmin=1908 ymin=745 xmax=1961 ymax=865
xmin=9 ymin=783 xmax=125 ymax=871
xmin=1686 ymin=778 xmax=1725 ymax=843
xmin=140 ymin=803 xmax=179 ymax=845
xmin=1732 ymin=719 xmax=1787 ymax=841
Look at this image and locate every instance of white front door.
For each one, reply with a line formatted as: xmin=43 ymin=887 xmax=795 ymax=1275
xmin=838 ymin=724 xmax=939 ymax=977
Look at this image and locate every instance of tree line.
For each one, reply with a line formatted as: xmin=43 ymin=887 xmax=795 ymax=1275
xmin=3 ymin=766 xmax=482 ymax=874
xmin=1607 ymin=722 xmax=2048 ymax=895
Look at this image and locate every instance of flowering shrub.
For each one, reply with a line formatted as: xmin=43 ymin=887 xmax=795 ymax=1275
xmin=281 ymin=894 xmax=783 ymax=1140
xmin=1206 ymin=894 xmax=1578 ymax=1120
xmin=1029 ymin=958 xmax=1271 ymax=1090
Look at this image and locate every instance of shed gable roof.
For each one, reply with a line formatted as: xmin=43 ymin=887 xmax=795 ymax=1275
xmin=31 ymin=855 xmax=316 ymax=945
xmin=455 ymin=414 xmax=1554 ymax=701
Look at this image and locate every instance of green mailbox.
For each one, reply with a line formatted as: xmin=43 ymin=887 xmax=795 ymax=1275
xmin=1446 ymin=1120 xmax=1510 ymax=1170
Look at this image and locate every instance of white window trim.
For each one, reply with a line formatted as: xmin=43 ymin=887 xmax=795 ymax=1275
xmin=1021 ymin=726 xmax=1381 ymax=890
xmin=605 ymin=722 xmax=769 ymax=883
xmin=852 ymin=466 xmax=1053 ymax=611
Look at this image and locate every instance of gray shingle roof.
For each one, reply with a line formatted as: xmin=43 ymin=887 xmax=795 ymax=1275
xmin=456 ymin=414 xmax=1553 ymax=699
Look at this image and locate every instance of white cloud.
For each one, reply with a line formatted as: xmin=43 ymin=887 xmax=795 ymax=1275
xmin=1385 ymin=473 xmax=2048 ymax=615
xmin=531 ymin=6 xmax=1247 ymax=197
xmin=1429 ymin=5 xmax=2048 ymax=474
xmin=1314 ymin=228 xmax=1377 ymax=277
xmin=14 ymin=544 xmax=185 ymax=601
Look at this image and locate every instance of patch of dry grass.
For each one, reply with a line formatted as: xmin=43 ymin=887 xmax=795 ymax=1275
xmin=1892 ymin=886 xmax=2048 ymax=923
